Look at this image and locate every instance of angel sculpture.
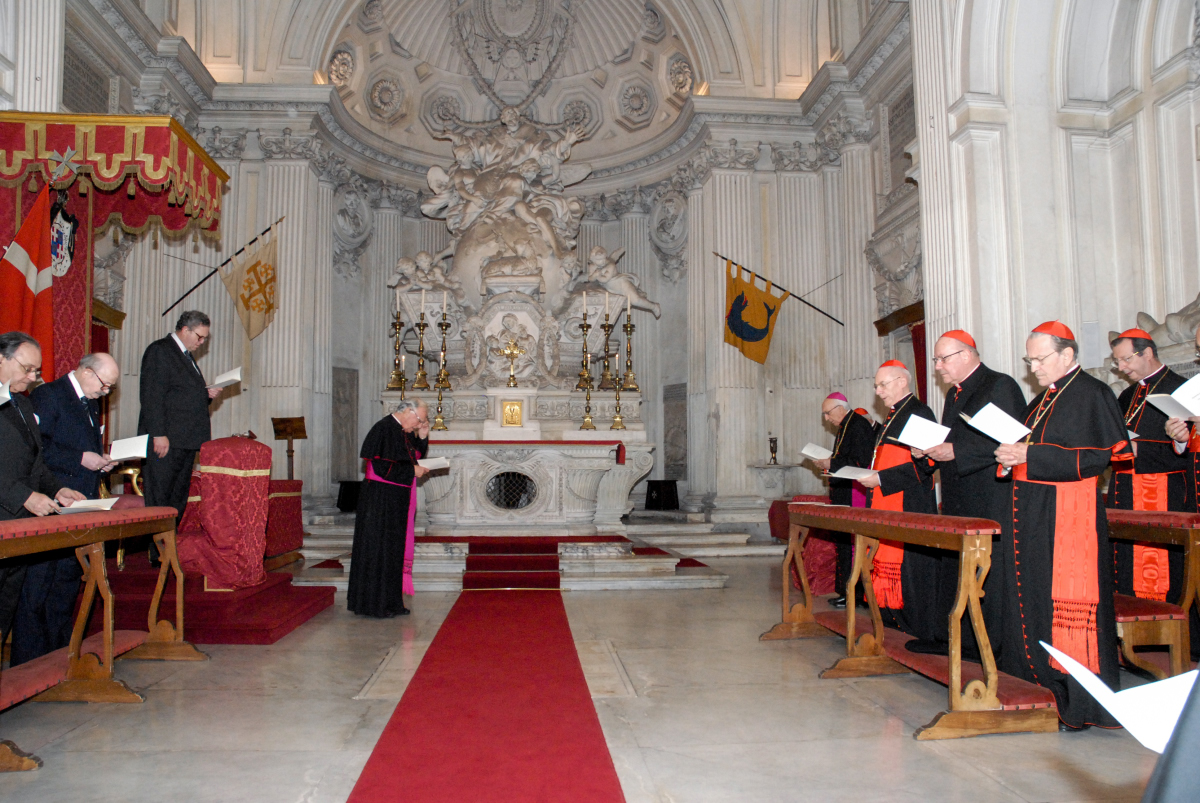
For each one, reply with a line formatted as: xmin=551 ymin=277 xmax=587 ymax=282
xmin=585 ymin=246 xmax=661 ymax=318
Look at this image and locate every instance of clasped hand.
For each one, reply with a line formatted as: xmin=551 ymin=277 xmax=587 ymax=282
xmin=994 ymin=442 xmax=1028 ymax=468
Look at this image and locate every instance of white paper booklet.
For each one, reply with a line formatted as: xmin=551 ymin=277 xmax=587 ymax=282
xmin=1148 ymin=375 xmax=1200 ymax=420
xmin=828 ymin=466 xmax=877 ymax=481
xmin=1042 ymin=641 xmax=1196 ymax=754
xmin=0 ymin=380 xmax=9 ymax=406
xmin=206 ymin=366 xmax=242 ymax=390
xmin=418 ymin=456 xmax=450 ymax=470
xmin=896 ymin=416 xmax=951 ymax=451
xmin=108 ymin=434 xmax=149 ymax=462
xmin=56 ymin=497 xmax=119 ymax=514
xmin=800 ymin=443 xmax=833 ymax=461
xmin=961 ymin=403 xmax=1031 ymax=444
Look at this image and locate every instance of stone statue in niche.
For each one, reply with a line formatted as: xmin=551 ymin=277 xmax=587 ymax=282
xmin=649 ymin=191 xmax=687 ymax=256
xmin=486 ymin=314 xmax=538 ymax=382
xmin=583 ymin=246 xmax=662 ymax=319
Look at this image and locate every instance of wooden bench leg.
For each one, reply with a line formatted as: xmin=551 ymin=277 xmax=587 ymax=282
xmin=32 ymin=543 xmax=143 ymax=703
xmin=123 ymin=529 xmax=207 ymax=662
xmin=761 ymin=524 xmax=836 ymax=640
xmin=0 ymin=740 xmax=41 ymax=772
xmin=915 ymin=708 xmax=1060 ymax=740
xmin=821 ymin=535 xmax=909 ymax=678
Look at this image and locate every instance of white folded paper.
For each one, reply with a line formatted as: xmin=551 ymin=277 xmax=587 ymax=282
xmin=961 ymin=403 xmax=1031 ymax=444
xmin=206 ymin=366 xmax=242 ymax=390
xmin=828 ymin=466 xmax=877 ymax=481
xmin=108 ymin=434 xmax=149 ymax=462
xmin=1128 ymin=430 xmax=1139 ymax=440
xmin=417 ymin=456 xmax=450 ymax=470
xmin=0 ymin=380 xmax=9 ymax=406
xmin=1041 ymin=641 xmax=1196 ymax=753
xmin=56 ymin=497 xmax=119 ymax=514
xmin=800 ymin=443 xmax=833 ymax=461
xmin=896 ymin=416 xmax=951 ymax=451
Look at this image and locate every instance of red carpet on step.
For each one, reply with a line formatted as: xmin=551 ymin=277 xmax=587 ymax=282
xmin=348 ymin=590 xmax=625 ymax=803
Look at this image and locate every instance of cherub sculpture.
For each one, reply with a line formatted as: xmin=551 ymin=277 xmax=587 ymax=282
xmin=585 ymin=246 xmax=661 ymax=318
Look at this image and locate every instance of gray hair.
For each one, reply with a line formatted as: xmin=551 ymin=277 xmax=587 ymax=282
xmin=0 ymin=331 xmax=39 ymax=359
xmin=825 ymin=396 xmax=850 ymax=411
xmin=175 ymin=310 xmax=210 ymax=331
xmin=79 ymin=353 xmax=104 ymax=371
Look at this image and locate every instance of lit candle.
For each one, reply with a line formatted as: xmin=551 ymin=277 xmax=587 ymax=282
xmin=442 ymin=290 xmax=447 ymax=314
xmin=420 ymin=289 xmax=426 ymax=314
xmin=401 ymin=355 xmax=406 ymax=371
xmin=605 ymin=292 xmax=609 ymax=315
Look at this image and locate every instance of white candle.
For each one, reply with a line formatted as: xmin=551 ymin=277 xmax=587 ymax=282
xmin=442 ymin=290 xmax=447 ymax=314
xmin=421 ymin=288 xmax=426 ymax=314
xmin=627 ymin=295 xmax=631 ymax=315
xmin=401 ymin=355 xmax=406 ymax=371
xmin=394 ymin=286 xmax=401 ymax=313
xmin=605 ymin=292 xmax=609 ymax=315
xmin=582 ymin=290 xmax=586 ymax=311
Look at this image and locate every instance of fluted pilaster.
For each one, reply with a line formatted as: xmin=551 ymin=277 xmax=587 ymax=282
xmin=620 ymin=212 xmax=660 ymax=477
xmin=13 ymin=0 xmax=63 ymax=112
xmin=839 ymin=145 xmax=879 ymax=407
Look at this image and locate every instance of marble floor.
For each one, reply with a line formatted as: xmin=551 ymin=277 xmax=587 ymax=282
xmin=0 ymin=558 xmax=1159 ymax=802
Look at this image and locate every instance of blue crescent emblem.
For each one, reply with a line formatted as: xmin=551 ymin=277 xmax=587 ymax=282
xmin=726 ymin=291 xmax=776 ymax=342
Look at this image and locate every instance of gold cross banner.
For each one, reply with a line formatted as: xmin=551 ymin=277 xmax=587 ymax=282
xmin=220 ymin=229 xmax=278 ymax=340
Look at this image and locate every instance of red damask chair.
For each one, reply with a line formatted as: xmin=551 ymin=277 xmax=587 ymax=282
xmin=176 ymin=437 xmax=272 ymax=590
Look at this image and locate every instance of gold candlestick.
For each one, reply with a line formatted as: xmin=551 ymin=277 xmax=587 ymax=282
xmin=434 ymin=312 xmax=452 ymax=390
xmin=610 ymin=382 xmax=625 ymax=430
xmin=386 ymin=310 xmax=405 ymax=390
xmin=575 ymin=312 xmax=593 ymax=392
xmin=621 ymin=317 xmax=639 ymax=392
xmin=412 ymin=313 xmax=430 ymax=390
xmin=502 ymin=338 xmax=525 ymax=388
xmin=432 ymin=386 xmax=448 ymax=430
xmin=580 ymin=385 xmax=596 ymax=430
xmin=598 ymin=315 xmax=617 ymax=390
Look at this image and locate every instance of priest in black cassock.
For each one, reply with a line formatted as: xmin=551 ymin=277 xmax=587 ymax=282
xmin=1108 ymin=328 xmax=1191 ymax=606
xmin=994 ymin=321 xmax=1129 ymax=730
xmin=348 ymin=399 xmax=431 ymax=618
xmin=858 ymin=360 xmax=939 ymax=642
xmin=812 ymin=392 xmax=876 ymax=606
xmin=909 ymin=330 xmax=1025 ymax=657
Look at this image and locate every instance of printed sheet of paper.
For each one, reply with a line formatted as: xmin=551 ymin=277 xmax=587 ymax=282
xmin=1148 ymin=374 xmax=1200 ymax=419
xmin=828 ymin=466 xmax=877 ymax=481
xmin=0 ymin=380 xmax=9 ymax=406
xmin=417 ymin=456 xmax=450 ymax=471
xmin=206 ymin=366 xmax=242 ymax=390
xmin=108 ymin=434 xmax=148 ymax=462
xmin=896 ymin=416 xmax=951 ymax=451
xmin=1041 ymin=641 xmax=1196 ymax=754
xmin=800 ymin=443 xmax=833 ymax=461
xmin=56 ymin=497 xmax=119 ymax=514
xmin=961 ymin=403 xmax=1031 ymax=444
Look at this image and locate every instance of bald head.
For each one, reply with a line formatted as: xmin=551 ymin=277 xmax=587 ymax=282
xmin=75 ymin=352 xmax=119 ymax=399
xmin=874 ymin=364 xmax=911 ymax=407
xmin=932 ymin=335 xmax=981 ymax=386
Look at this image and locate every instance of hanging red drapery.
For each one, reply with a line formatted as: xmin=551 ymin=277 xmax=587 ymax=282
xmin=0 ymin=112 xmax=229 ymax=379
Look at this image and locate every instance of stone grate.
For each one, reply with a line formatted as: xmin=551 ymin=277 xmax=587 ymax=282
xmin=486 ymin=472 xmax=537 ymax=510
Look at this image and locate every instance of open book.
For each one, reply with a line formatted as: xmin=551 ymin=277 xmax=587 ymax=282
xmin=108 ymin=434 xmax=149 ymax=462
xmin=1148 ymin=374 xmax=1200 ymax=420
xmin=206 ymin=366 xmax=242 ymax=390
xmin=418 ymin=456 xmax=450 ymax=471
xmin=896 ymin=416 xmax=951 ymax=451
xmin=961 ymin=403 xmax=1031 ymax=444
xmin=56 ymin=497 xmax=119 ymax=515
xmin=800 ymin=443 xmax=832 ymax=461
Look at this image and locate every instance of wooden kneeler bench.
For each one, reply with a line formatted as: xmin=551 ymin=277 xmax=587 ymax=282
xmin=0 ymin=507 xmax=208 ymax=772
xmin=762 ymin=503 xmax=1058 ymax=740
xmin=1106 ymin=509 xmax=1200 ymax=680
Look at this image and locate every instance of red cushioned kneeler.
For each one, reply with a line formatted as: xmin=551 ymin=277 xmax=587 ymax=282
xmin=771 ymin=495 xmax=837 ymax=595
xmin=176 ymin=437 xmax=272 ymax=590
xmin=265 ymin=479 xmax=304 ymax=558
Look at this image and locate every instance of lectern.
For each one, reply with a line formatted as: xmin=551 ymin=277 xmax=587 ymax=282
xmin=271 ymin=417 xmax=307 ymax=480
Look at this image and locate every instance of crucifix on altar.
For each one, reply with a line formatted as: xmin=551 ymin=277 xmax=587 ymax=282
xmin=501 ymin=338 xmax=526 ymax=388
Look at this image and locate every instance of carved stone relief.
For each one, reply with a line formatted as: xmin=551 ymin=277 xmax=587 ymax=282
xmin=866 ymin=220 xmax=923 ymax=319
xmin=328 ymin=50 xmax=355 ymax=87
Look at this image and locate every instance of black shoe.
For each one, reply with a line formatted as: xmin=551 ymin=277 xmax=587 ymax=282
xmin=828 ymin=595 xmax=847 ymax=608
xmin=1059 ymin=721 xmax=1092 ymax=732
xmin=397 ymin=606 xmax=410 ymax=616
xmin=148 ymin=557 xmax=162 ymax=569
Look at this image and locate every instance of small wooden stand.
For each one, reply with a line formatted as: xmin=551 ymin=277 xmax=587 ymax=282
xmin=272 ymin=417 xmax=307 ymax=481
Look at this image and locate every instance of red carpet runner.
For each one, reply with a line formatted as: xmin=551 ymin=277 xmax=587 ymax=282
xmin=348 ymin=590 xmax=625 ymax=803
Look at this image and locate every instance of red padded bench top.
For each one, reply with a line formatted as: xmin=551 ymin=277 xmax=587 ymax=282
xmin=813 ymin=611 xmax=1057 ymax=710
xmin=0 ymin=506 xmax=178 ymax=540
xmin=1106 ymin=509 xmax=1200 ymax=530
xmin=789 ymin=503 xmax=1001 ymax=535
xmin=1114 ymin=593 xmax=1187 ymax=622
xmin=0 ymin=630 xmax=147 ymax=710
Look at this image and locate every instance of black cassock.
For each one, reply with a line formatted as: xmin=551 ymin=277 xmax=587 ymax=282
xmin=996 ymin=366 xmax=1130 ymax=728
xmin=348 ymin=415 xmax=428 ymax=618
xmin=868 ymin=394 xmax=939 ymax=642
xmin=930 ymin=364 xmax=1025 ymax=657
xmin=827 ymin=409 xmax=876 ymax=590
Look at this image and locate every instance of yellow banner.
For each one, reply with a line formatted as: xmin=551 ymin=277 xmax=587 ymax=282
xmin=220 ymin=234 xmax=278 ymax=340
xmin=724 ymin=260 xmax=785 ymax=364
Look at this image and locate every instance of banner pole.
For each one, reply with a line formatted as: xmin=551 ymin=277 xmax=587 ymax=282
xmin=161 ymin=217 xmax=284 ymax=318
xmin=713 ymin=250 xmax=844 ymax=327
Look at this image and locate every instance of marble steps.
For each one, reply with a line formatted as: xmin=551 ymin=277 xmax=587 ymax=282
xmin=630 ymin=530 xmax=786 ymax=557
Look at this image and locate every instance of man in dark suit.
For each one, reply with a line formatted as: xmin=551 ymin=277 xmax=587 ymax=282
xmin=138 ymin=311 xmax=221 ymax=562
xmin=11 ymin=352 xmax=120 ymax=665
xmin=910 ymin=329 xmax=1025 ymax=656
xmin=0 ymin=331 xmax=86 ymax=647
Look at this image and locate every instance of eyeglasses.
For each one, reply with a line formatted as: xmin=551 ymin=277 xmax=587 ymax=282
xmin=931 ymin=349 xmax=965 ymax=366
xmin=1023 ymin=352 xmax=1058 ymax=368
xmin=86 ymin=366 xmax=115 ymax=392
xmin=1113 ymin=349 xmax=1145 ymax=367
xmin=10 ymin=357 xmax=41 ymax=379
xmin=873 ymin=377 xmax=899 ymax=390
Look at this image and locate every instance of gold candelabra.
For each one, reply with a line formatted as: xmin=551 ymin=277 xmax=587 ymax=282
xmin=385 ymin=310 xmax=406 ymax=391
xmin=412 ymin=313 xmax=430 ymax=390
xmin=598 ymin=314 xmax=616 ymax=390
xmin=621 ymin=317 xmax=639 ymax=392
xmin=434 ymin=312 xmax=452 ymax=390
xmin=502 ymin=338 xmax=525 ymax=388
xmin=576 ymin=311 xmax=595 ymax=429
xmin=611 ymin=382 xmax=626 ymax=430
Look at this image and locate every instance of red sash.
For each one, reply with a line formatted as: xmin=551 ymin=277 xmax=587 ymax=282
xmin=1116 ymin=469 xmax=1173 ymax=601
xmin=1015 ymin=464 xmax=1101 ymax=673
xmin=869 ymin=442 xmax=910 ymax=609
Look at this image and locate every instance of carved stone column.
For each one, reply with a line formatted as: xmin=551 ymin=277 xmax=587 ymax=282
xmin=13 ymin=0 xmax=64 ymax=112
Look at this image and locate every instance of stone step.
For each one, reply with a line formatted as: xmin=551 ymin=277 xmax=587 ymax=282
xmin=626 ymin=510 xmax=707 ymax=523
xmin=636 ymin=532 xmax=752 ymax=546
xmin=624 ymin=521 xmax=721 ymax=535
xmin=290 ymin=566 xmax=727 ymax=592
xmin=635 ymin=532 xmax=785 ymax=558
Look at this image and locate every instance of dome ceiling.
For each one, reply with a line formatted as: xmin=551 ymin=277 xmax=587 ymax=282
xmin=322 ymin=0 xmax=695 ymax=176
